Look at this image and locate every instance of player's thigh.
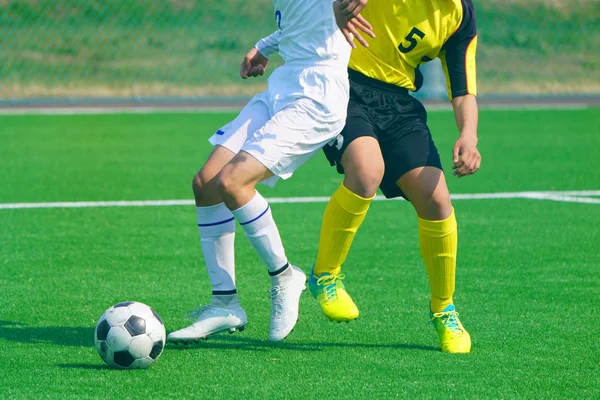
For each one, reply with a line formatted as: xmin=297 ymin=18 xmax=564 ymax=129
xmin=396 ymin=166 xmax=452 ymax=220
xmin=217 ymin=150 xmax=274 ymax=193
xmin=242 ymin=99 xmax=344 ymax=184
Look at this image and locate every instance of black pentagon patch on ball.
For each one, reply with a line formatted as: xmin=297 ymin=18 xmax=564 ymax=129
xmin=113 ymin=350 xmax=136 ymax=368
xmin=114 ymin=301 xmax=134 ymax=308
xmin=124 ymin=315 xmax=146 ymax=336
xmin=96 ymin=319 xmax=111 ymax=341
xmin=151 ymin=308 xmax=163 ymax=325
xmin=149 ymin=340 xmax=164 ymax=360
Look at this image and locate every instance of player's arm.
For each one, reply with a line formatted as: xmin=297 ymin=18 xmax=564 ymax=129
xmin=451 ymin=94 xmax=480 ymax=177
xmin=240 ymin=31 xmax=279 ymax=79
xmin=439 ymin=0 xmax=481 ymax=177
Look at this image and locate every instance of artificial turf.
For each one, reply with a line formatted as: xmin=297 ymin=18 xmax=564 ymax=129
xmin=0 ymin=108 xmax=599 ymax=398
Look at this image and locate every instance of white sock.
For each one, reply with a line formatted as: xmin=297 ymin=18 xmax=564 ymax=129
xmin=196 ymin=203 xmax=237 ymax=297
xmin=231 ymin=191 xmax=291 ymax=285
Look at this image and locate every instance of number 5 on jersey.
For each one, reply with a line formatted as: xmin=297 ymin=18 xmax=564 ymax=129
xmin=398 ymin=27 xmax=425 ymax=53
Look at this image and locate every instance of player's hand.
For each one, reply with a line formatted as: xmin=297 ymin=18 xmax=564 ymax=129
xmin=452 ymin=135 xmax=481 ymax=178
xmin=240 ymin=47 xmax=269 ymax=79
xmin=333 ymin=0 xmax=375 ymax=49
xmin=338 ymin=0 xmax=368 ymax=18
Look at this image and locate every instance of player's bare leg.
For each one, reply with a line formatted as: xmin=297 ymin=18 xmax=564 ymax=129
xmin=217 ymin=151 xmax=306 ymax=341
xmin=396 ymin=166 xmax=452 ymax=221
xmin=192 ymin=145 xmax=237 ymax=207
xmin=341 ymin=137 xmax=385 ymax=199
xmin=217 ymin=150 xmax=273 ymax=209
xmin=397 ymin=166 xmax=471 ymax=353
xmin=310 ymin=137 xmax=383 ymax=321
xmin=168 ymin=145 xmax=248 ymax=344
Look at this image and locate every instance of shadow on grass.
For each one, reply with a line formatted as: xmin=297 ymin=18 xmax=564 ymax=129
xmin=0 ymin=320 xmax=93 ymax=347
xmin=166 ymin=333 xmax=438 ymax=353
xmin=0 ymin=320 xmax=438 ymax=353
xmin=56 ymin=363 xmax=109 ymax=370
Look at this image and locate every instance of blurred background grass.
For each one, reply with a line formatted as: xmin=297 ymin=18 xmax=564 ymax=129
xmin=1 ymin=0 xmax=599 ymax=100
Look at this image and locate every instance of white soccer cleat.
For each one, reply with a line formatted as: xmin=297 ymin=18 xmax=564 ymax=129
xmin=167 ymin=300 xmax=248 ymax=344
xmin=269 ymin=265 xmax=307 ymax=342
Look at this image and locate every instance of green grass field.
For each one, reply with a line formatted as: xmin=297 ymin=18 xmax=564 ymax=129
xmin=1 ymin=107 xmax=599 ymax=398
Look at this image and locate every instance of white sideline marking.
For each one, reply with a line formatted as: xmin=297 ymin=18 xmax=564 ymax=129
xmin=1 ymin=190 xmax=598 ymax=210
xmin=0 ymin=103 xmax=592 ymax=116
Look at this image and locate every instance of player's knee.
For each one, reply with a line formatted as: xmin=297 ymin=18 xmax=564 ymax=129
xmin=215 ymin=168 xmax=238 ymax=199
xmin=419 ymin=189 xmax=452 ymax=220
xmin=346 ymin=172 xmax=381 ymax=198
xmin=432 ymin=190 xmax=452 ymax=212
xmin=341 ymin=138 xmax=384 ymax=198
xmin=191 ymin=171 xmax=204 ymax=193
xmin=192 ymin=170 xmax=213 ymax=201
xmin=343 ymin=160 xmax=384 ymax=198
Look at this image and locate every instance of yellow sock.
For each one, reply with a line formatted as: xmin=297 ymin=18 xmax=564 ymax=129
xmin=418 ymin=209 xmax=458 ymax=313
xmin=314 ymin=182 xmax=375 ymax=276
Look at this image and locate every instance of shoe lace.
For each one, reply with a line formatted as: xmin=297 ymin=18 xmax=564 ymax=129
xmin=316 ymin=274 xmax=345 ymax=302
xmin=269 ymin=286 xmax=284 ymax=318
xmin=185 ymin=305 xmax=213 ymax=321
xmin=430 ymin=310 xmax=462 ymax=333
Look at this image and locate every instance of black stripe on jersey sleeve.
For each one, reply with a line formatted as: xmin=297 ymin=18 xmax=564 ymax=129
xmin=441 ymin=0 xmax=477 ymax=98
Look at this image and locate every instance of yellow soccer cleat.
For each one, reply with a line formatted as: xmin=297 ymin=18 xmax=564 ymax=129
xmin=430 ymin=304 xmax=471 ymax=353
xmin=308 ymin=268 xmax=359 ymax=322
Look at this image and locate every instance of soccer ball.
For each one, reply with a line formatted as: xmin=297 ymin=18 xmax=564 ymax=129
xmin=94 ymin=301 xmax=166 ymax=369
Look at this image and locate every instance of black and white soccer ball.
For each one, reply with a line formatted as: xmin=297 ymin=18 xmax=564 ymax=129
xmin=94 ymin=301 xmax=166 ymax=369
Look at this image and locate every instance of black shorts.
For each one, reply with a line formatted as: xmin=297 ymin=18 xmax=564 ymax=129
xmin=324 ymin=69 xmax=443 ymax=199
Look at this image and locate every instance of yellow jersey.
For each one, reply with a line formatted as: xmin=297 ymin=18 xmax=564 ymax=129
xmin=349 ymin=0 xmax=478 ymax=99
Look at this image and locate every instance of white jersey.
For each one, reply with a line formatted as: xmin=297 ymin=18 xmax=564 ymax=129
xmin=210 ymin=1 xmax=351 ymax=186
xmin=255 ymin=0 xmax=351 ymax=68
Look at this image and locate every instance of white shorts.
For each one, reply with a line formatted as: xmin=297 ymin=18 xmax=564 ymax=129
xmin=209 ymin=63 xmax=349 ymax=186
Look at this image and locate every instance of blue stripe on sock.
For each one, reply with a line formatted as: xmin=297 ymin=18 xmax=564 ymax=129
xmin=198 ymin=216 xmax=235 ymax=227
xmin=240 ymin=205 xmax=270 ymax=226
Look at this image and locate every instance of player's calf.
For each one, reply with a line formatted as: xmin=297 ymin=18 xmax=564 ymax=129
xmin=217 ymin=152 xmax=306 ymax=341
